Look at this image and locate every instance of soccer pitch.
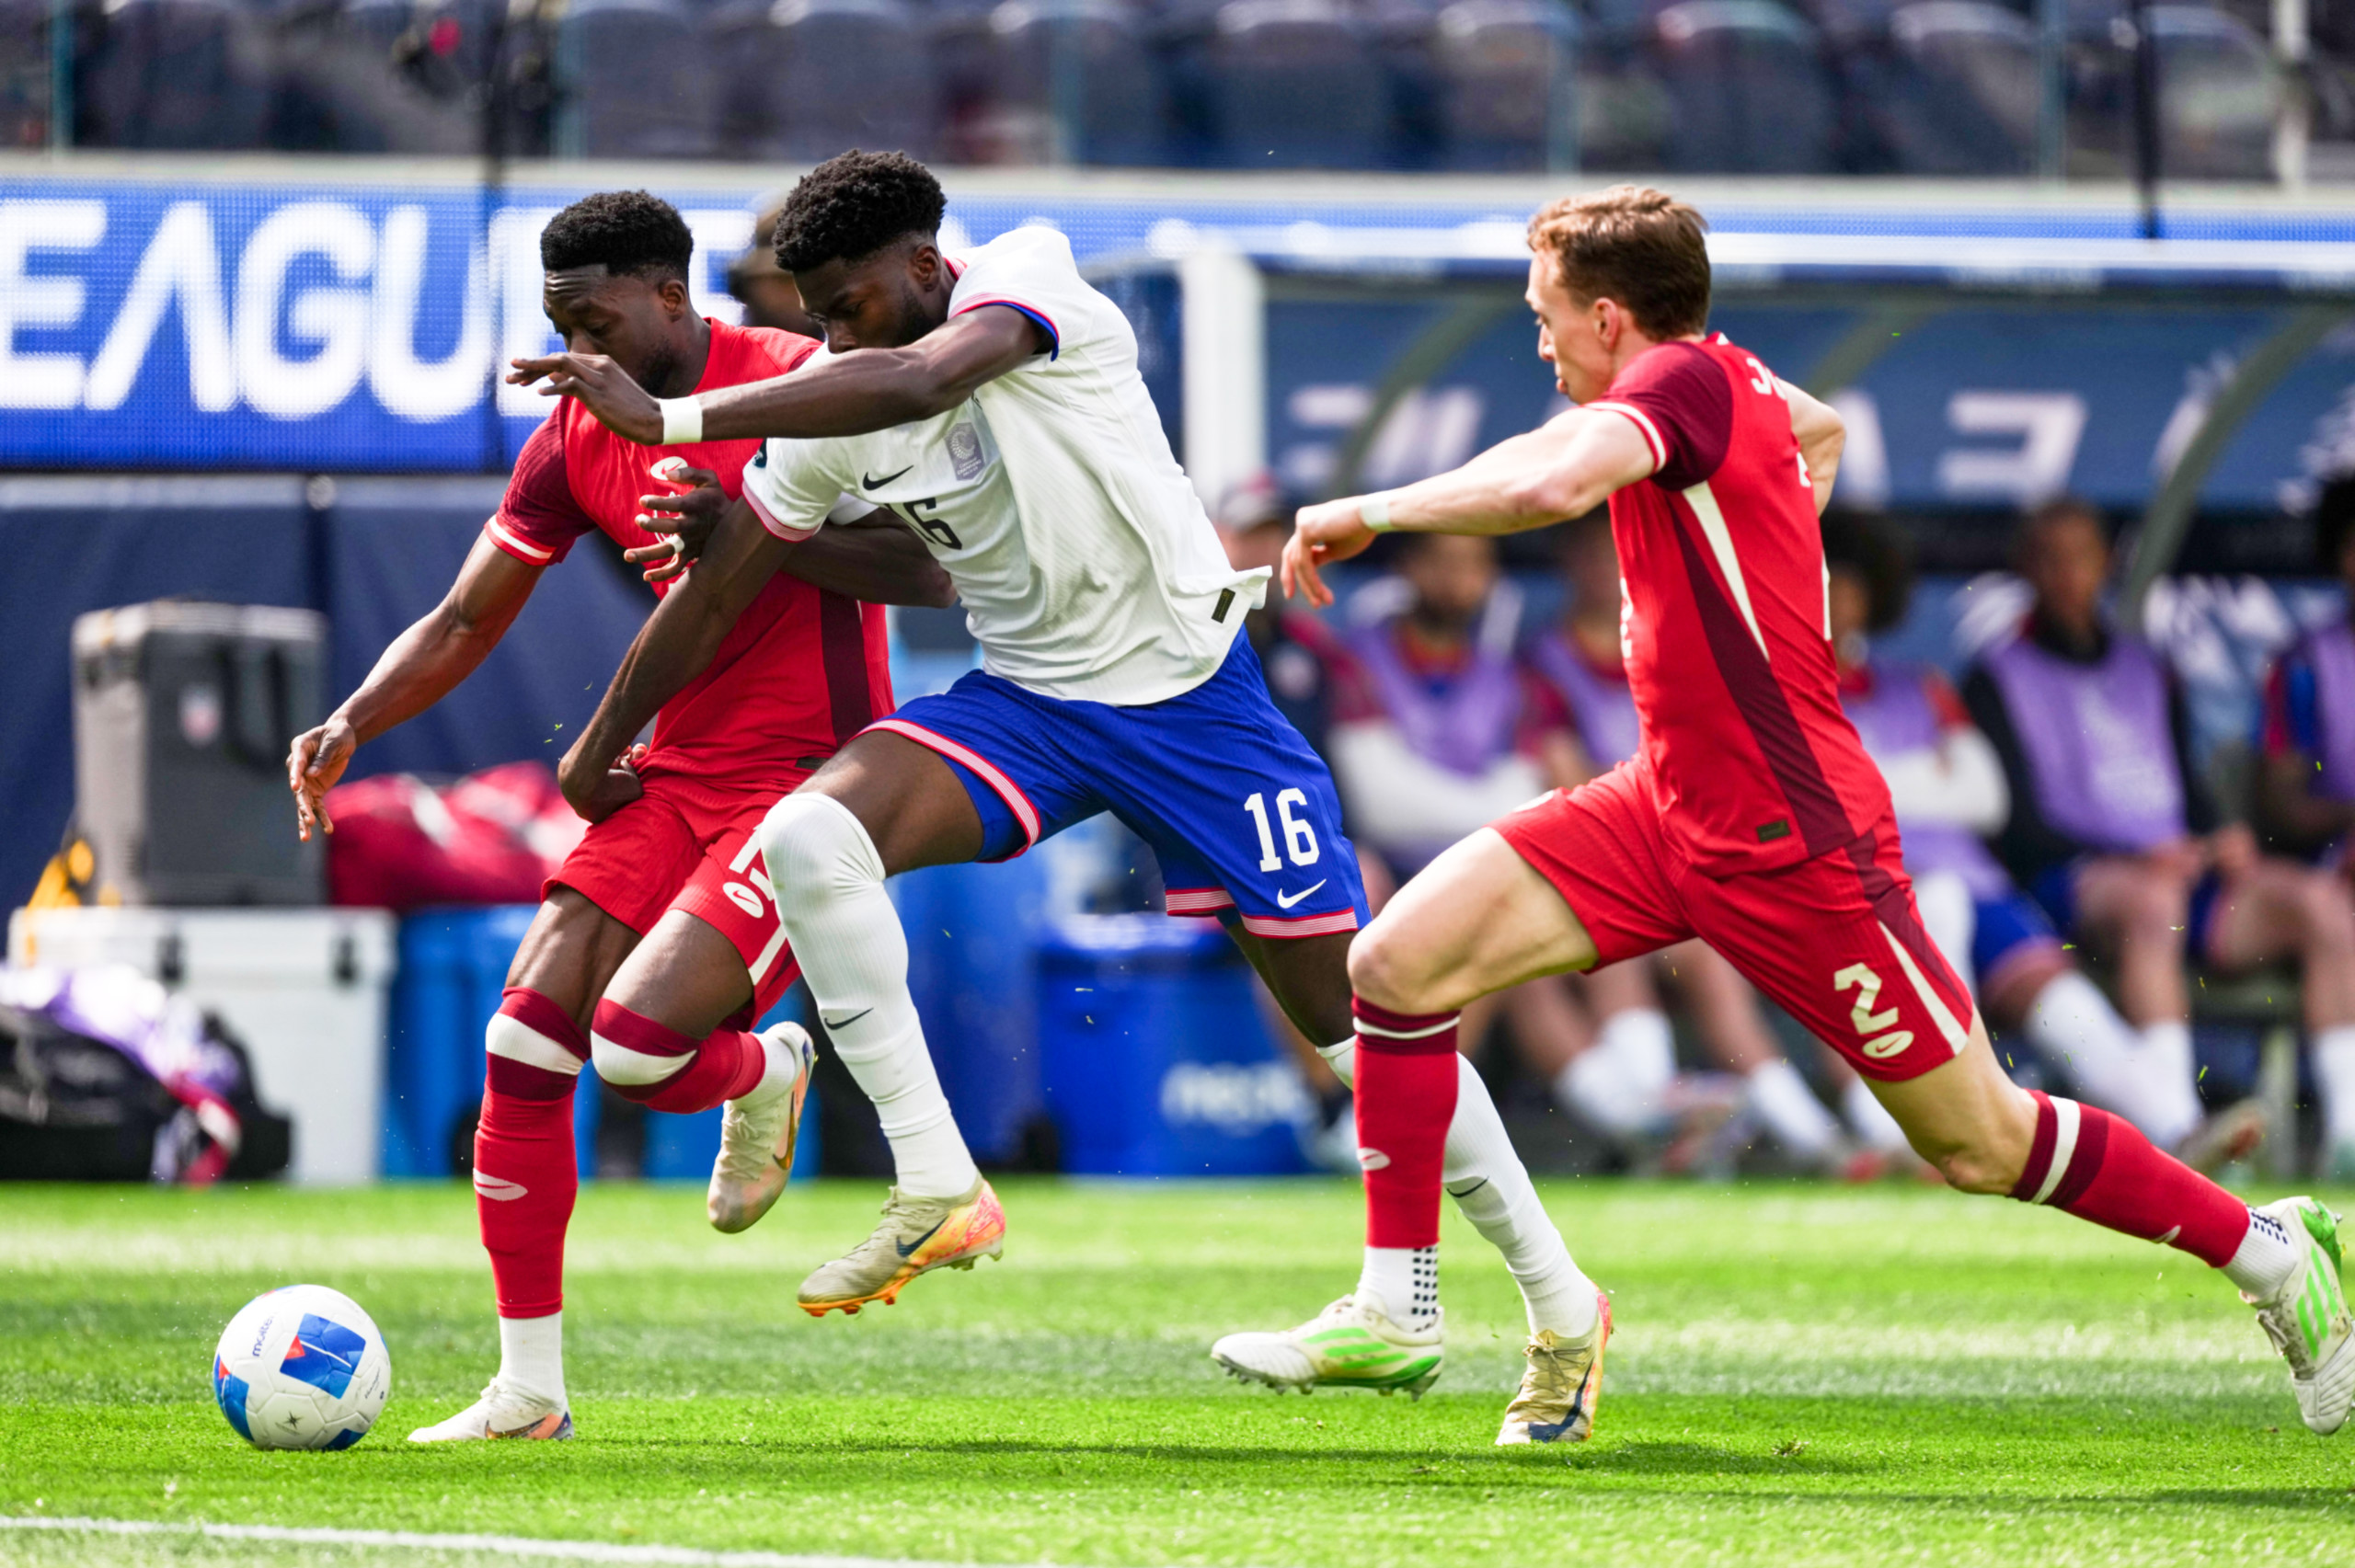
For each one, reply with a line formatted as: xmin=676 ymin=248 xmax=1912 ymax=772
xmin=4 ymin=1178 xmax=2350 ymax=1568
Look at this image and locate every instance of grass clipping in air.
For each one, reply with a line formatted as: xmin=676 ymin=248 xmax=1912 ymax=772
xmin=0 ymin=1177 xmax=2343 ymax=1568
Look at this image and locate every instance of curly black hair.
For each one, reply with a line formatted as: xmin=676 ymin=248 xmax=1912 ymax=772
xmin=2315 ymin=473 xmax=2355 ymax=575
xmin=1820 ymin=509 xmax=1913 ymax=633
xmin=772 ymin=151 xmax=946 ymax=273
xmin=540 ymin=190 xmax=694 ymax=280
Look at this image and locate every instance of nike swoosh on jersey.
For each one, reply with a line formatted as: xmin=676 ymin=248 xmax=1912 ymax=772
xmin=862 ymin=466 xmax=913 ymax=490
xmin=1275 ymin=879 xmax=1328 ymax=910
xmin=895 ymin=1217 xmax=948 ymax=1258
xmin=473 ymin=1173 xmax=528 ymax=1202
xmin=821 ymin=1008 xmax=873 ymax=1031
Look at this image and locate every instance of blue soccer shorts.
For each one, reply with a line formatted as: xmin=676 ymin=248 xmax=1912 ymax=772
xmin=867 ymin=636 xmax=1369 ymax=940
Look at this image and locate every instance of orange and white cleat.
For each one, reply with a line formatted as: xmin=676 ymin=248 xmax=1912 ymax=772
xmin=406 ymin=1380 xmax=573 ymax=1443
xmin=797 ymin=1177 xmax=1006 ymax=1316
xmin=1495 ymin=1290 xmax=1612 ymax=1445
xmin=707 ymin=1023 xmax=818 ymax=1234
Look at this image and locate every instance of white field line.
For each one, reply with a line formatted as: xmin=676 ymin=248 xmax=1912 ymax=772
xmin=0 ymin=1517 xmax=1137 ymax=1568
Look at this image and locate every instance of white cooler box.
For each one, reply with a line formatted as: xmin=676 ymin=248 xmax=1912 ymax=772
xmin=8 ymin=906 xmax=394 ymax=1185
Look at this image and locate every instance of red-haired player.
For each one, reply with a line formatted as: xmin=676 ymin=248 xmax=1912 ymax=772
xmin=286 ymin=191 xmax=948 ymax=1443
xmin=1219 ymin=185 xmax=2355 ymax=1444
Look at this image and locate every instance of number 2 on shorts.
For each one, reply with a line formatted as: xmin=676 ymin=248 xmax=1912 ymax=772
xmin=1834 ymin=963 xmax=1914 ymax=1059
xmin=1244 ymin=789 xmax=1322 ymax=873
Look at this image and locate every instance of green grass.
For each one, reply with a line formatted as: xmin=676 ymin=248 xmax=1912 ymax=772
xmin=2 ymin=1176 xmax=2351 ymax=1568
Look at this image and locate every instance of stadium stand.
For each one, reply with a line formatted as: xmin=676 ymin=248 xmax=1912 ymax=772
xmin=1202 ymin=0 xmax=1391 ymax=168
xmin=1650 ymin=0 xmax=1841 ymax=173
xmin=971 ymin=0 xmax=1172 ymax=166
xmin=78 ymin=0 xmax=272 ymax=149
xmin=713 ymin=0 xmax=936 ymax=163
xmin=549 ymin=0 xmax=717 ymax=158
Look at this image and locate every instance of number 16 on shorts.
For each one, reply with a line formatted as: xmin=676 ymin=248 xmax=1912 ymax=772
xmin=1245 ymin=790 xmax=1321 ymax=872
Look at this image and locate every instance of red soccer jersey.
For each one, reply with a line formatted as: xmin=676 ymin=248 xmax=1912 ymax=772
xmin=1588 ymin=336 xmax=1892 ymax=874
xmin=485 ymin=319 xmax=894 ymax=792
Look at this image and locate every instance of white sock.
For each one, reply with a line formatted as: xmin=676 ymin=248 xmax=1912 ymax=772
xmin=1842 ymin=1076 xmax=1909 ymax=1152
xmin=2222 ymin=1205 xmax=2301 ymax=1299
xmin=1745 ymin=1058 xmax=1838 ymax=1158
xmin=2312 ymin=1026 xmax=2355 ymax=1149
xmin=735 ymin=1026 xmax=801 ymax=1109
xmin=759 ymin=793 xmax=978 ymax=1199
xmin=2022 ymin=977 xmax=2192 ymax=1145
xmin=1357 ymin=1245 xmax=1438 ymax=1330
xmin=497 ymin=1311 xmax=565 ymax=1409
xmin=1557 ymin=1008 xmax=1674 ymax=1134
xmin=1321 ymin=1040 xmax=1599 ymax=1341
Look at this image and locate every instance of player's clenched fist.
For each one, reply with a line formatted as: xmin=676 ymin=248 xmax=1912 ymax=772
xmin=626 ymin=460 xmax=723 ymax=584
xmin=1281 ymin=498 xmax=1379 ymax=608
xmin=507 ymin=351 xmax=664 ymax=445
xmin=286 ymin=717 xmax=359 ymax=841
xmin=557 ymin=738 xmax=648 ymax=825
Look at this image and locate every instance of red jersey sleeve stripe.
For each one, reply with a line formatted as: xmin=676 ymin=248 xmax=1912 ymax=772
xmin=1587 ymin=401 xmax=1666 ymax=474
xmin=484 ymin=516 xmax=557 ymax=564
xmin=952 ymin=297 xmax=1061 ymax=361
xmin=743 ymin=480 xmax=821 ymax=543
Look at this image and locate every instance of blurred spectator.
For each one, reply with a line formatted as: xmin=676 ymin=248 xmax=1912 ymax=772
xmin=727 ymin=202 xmax=819 ymax=339
xmin=1823 ymin=512 xmax=2261 ymax=1170
xmin=2257 ymin=476 xmax=2355 ymax=871
xmin=1525 ymin=514 xmax=1894 ymax=1175
xmin=1964 ymin=498 xmax=2355 ymax=1174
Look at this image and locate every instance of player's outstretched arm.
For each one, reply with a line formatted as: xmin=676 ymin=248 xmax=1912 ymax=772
xmin=776 ymin=514 xmax=957 ymax=608
xmin=508 ymin=309 xmax=1047 ymax=447
xmin=286 ymin=539 xmax=542 ymax=840
xmin=1782 ymin=380 xmax=1845 ymax=516
xmin=557 ymin=504 xmax=798 ymax=822
xmin=1281 ymin=409 xmax=1656 ymax=607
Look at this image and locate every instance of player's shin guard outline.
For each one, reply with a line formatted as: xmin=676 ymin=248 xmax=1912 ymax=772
xmin=477 ymin=987 xmax=587 ymax=1320
xmin=2007 ymin=1089 xmax=2251 ymax=1266
xmin=589 ymin=1001 xmax=764 ymax=1115
xmin=1353 ymin=1000 xmax=1461 ymax=1251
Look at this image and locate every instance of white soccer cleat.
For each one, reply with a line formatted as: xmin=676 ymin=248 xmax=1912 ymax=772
xmin=707 ymin=1022 xmax=818 ymax=1235
xmin=2246 ymin=1196 xmax=2355 ymax=1436
xmin=1496 ymin=1291 xmax=1612 ymax=1445
xmin=1212 ymin=1294 xmax=1443 ymax=1399
xmin=406 ymin=1380 xmax=572 ymax=1443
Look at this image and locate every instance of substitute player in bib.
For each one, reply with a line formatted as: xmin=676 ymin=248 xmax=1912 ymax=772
xmin=288 ymin=191 xmax=948 ymax=1444
xmin=1225 ymin=186 xmax=2354 ymax=1442
xmin=521 ymin=155 xmax=1606 ymax=1431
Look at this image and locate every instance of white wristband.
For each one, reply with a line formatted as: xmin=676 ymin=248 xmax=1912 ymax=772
xmin=1359 ymin=495 xmax=1394 ymax=532
xmin=658 ymin=396 xmax=704 ymax=446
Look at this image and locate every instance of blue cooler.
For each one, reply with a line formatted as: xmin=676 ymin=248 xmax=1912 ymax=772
xmin=384 ymin=905 xmax=599 ymax=1177
xmin=1036 ymin=914 xmax=1310 ymax=1176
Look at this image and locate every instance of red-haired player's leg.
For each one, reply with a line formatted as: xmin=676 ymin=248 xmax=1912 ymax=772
xmin=1352 ymin=1000 xmax=1461 ymax=1330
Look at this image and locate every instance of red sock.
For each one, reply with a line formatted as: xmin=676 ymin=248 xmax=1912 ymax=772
xmin=2009 ymin=1091 xmax=2251 ymax=1265
xmin=477 ymin=987 xmax=587 ymax=1320
xmin=590 ymin=1001 xmax=768 ymax=1116
xmin=1351 ymin=999 xmax=1462 ymax=1249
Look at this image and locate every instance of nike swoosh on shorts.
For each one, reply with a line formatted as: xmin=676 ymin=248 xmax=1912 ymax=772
xmin=1276 ymin=879 xmax=1329 ymax=910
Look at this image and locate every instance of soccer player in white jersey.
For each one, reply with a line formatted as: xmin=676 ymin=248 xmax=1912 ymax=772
xmin=512 ymin=152 xmax=1604 ymax=1436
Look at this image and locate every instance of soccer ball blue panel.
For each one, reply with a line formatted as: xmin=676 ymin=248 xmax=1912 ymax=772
xmin=211 ymin=1285 xmax=391 ymax=1450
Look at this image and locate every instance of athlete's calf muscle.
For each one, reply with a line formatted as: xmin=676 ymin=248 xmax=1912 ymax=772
xmin=1866 ymin=1023 xmax=2037 ymax=1194
xmin=603 ymin=910 xmax=756 ymax=1040
xmin=1350 ymin=830 xmax=1598 ymax=1015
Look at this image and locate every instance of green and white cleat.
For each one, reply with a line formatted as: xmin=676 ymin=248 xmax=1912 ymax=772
xmin=1211 ymin=1294 xmax=1443 ymax=1399
xmin=2246 ymin=1196 xmax=2355 ymax=1435
xmin=1496 ymin=1291 xmax=1612 ymax=1445
xmin=706 ymin=1022 xmax=817 ymax=1235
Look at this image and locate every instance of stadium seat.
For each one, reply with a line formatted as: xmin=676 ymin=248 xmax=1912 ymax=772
xmin=2066 ymin=1 xmax=2279 ymax=180
xmin=714 ymin=0 xmax=936 ymax=162
xmin=1427 ymin=0 xmax=1579 ymax=170
xmin=551 ymin=0 xmax=717 ymax=158
xmin=1873 ymin=0 xmax=2039 ymax=174
xmin=78 ymin=0 xmax=272 ymax=149
xmin=0 ymin=0 xmax=51 ymax=149
xmin=1648 ymin=0 xmax=1838 ymax=172
xmin=1203 ymin=0 xmax=1389 ymax=167
xmin=954 ymin=0 xmax=1168 ymax=165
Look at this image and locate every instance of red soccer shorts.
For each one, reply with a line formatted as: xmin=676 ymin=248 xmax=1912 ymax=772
xmin=1494 ymin=760 xmax=1978 ymax=1082
xmin=546 ymin=770 xmax=802 ymax=1020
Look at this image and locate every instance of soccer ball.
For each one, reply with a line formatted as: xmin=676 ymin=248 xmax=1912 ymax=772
xmin=211 ymin=1285 xmax=391 ymax=1450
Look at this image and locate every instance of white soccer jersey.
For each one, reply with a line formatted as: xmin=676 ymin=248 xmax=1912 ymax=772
xmin=740 ymin=225 xmax=1267 ymax=706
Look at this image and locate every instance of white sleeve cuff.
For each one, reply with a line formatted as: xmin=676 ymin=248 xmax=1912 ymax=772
xmin=743 ymin=482 xmax=820 ymax=543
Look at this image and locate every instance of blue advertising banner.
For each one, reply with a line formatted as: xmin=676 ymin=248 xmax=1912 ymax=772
xmin=6 ymin=166 xmax=2355 ymax=510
